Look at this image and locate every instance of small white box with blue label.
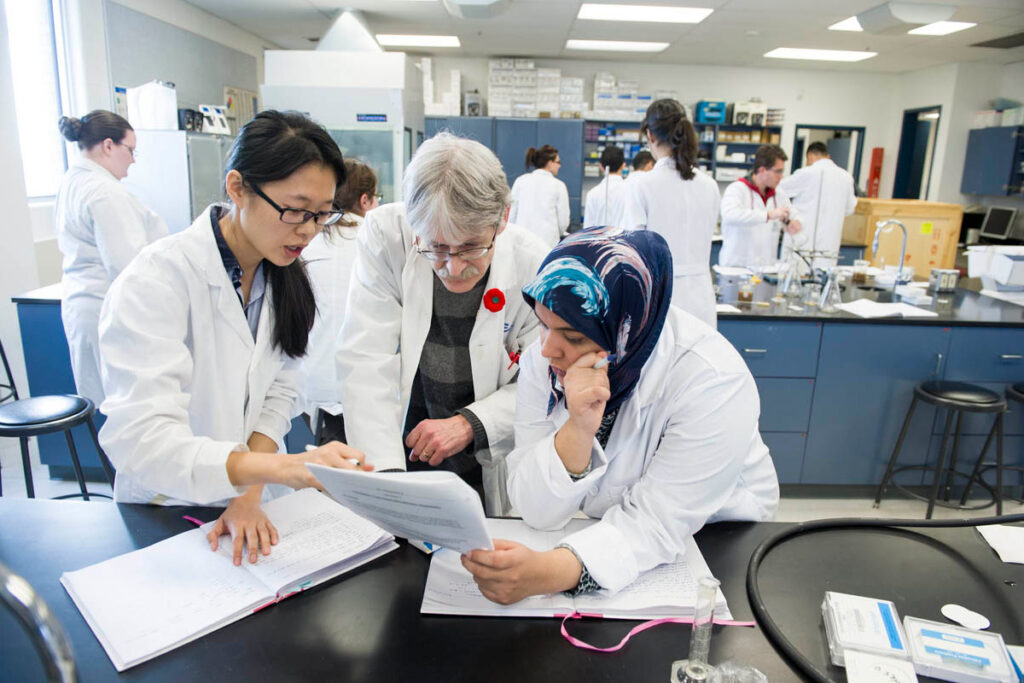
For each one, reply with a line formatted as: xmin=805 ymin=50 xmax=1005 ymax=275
xmin=821 ymin=591 xmax=911 ymax=667
xmin=904 ymin=616 xmax=1015 ymax=683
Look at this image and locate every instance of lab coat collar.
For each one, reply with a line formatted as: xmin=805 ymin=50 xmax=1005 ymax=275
xmin=181 ymin=205 xmax=258 ymax=350
xmin=72 ymin=156 xmax=118 ymax=182
xmin=653 ymin=156 xmax=676 ymax=170
xmin=533 ymin=168 xmax=554 ymax=179
xmin=740 ymin=176 xmax=775 ymax=203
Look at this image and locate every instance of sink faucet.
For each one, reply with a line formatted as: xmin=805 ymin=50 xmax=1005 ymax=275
xmin=872 ymin=219 xmax=907 ymax=293
xmin=1 ymin=560 xmax=77 ymax=681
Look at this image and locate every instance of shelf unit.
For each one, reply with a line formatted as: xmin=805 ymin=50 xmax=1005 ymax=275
xmin=694 ymin=123 xmax=783 ymax=182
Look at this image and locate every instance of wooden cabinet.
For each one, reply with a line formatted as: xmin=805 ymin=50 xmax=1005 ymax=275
xmin=960 ymin=126 xmax=1024 ymax=197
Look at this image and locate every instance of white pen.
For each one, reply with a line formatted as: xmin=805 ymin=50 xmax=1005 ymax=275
xmin=305 ymin=444 xmax=363 ymax=468
xmin=592 ymin=354 xmax=617 ymax=370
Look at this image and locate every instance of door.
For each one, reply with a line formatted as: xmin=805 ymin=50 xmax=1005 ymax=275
xmin=893 ymin=107 xmax=941 ymax=200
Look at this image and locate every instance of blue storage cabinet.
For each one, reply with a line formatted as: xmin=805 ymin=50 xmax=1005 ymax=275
xmin=538 ymin=119 xmax=584 ymax=226
xmin=802 ymin=323 xmax=951 ymax=485
xmin=960 ymin=126 xmax=1023 ymax=196
xmin=13 ymin=295 xmax=107 ymax=480
xmin=718 ymin=320 xmax=822 ymax=483
xmin=494 ymin=118 xmax=537 ymax=189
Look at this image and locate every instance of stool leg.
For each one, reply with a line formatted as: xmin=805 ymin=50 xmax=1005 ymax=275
xmin=85 ymin=417 xmax=115 ymax=487
xmin=874 ymin=396 xmax=918 ymax=506
xmin=995 ymin=413 xmax=1004 ymax=516
xmin=960 ymin=418 xmax=997 ymax=506
xmin=19 ymin=437 xmax=34 ymax=498
xmin=64 ymin=430 xmax=89 ymax=502
xmin=314 ymin=409 xmax=326 ymax=447
xmin=943 ymin=411 xmax=965 ymax=502
xmin=927 ymin=409 xmax=955 ymax=519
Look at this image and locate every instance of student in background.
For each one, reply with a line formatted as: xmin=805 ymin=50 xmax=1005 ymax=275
xmin=719 ymin=144 xmax=802 ymax=269
xmin=55 ymin=110 xmax=168 ymax=407
xmin=99 ymin=111 xmax=368 ymax=565
xmin=618 ymin=99 xmax=720 ymax=328
xmin=461 ymin=228 xmax=778 ymax=603
xmin=778 ymin=141 xmax=856 ymax=271
xmin=583 ymin=145 xmax=624 ymax=229
xmin=301 ymin=159 xmax=379 ymax=445
xmin=509 ymin=144 xmax=570 ymax=247
xmin=607 ymin=150 xmax=655 ymax=226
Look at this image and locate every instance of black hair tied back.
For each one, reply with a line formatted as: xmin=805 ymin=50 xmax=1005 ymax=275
xmin=641 ymin=99 xmax=698 ymax=182
xmin=57 ymin=110 xmax=132 ymax=150
xmin=226 ymin=110 xmax=346 ymax=358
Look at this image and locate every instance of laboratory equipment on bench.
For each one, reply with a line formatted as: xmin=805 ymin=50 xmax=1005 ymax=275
xmin=872 ymin=219 xmax=908 ymax=298
xmin=819 ymin=269 xmax=842 ymax=313
xmin=671 ymin=576 xmax=719 ymax=682
xmin=197 ymin=105 xmax=232 ymax=135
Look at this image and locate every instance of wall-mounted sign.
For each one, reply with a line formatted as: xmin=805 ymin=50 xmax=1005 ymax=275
xmin=356 ymin=114 xmax=388 ymax=122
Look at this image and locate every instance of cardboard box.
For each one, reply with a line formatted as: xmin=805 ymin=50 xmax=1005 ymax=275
xmin=842 ymin=198 xmax=963 ymax=278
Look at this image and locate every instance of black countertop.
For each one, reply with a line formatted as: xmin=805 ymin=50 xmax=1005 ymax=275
xmin=717 ymin=278 xmax=1024 ymax=327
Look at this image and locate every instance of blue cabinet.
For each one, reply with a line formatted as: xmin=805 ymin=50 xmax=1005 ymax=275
xmin=494 ymin=118 xmax=537 ymax=188
xmin=960 ymin=126 xmax=1023 ymax=196
xmin=538 ymin=119 xmax=584 ymax=226
xmin=718 ymin=320 xmax=822 ymax=378
xmin=803 ymin=323 xmax=951 ymax=485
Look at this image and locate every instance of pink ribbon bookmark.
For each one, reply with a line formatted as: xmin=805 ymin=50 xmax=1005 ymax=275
xmin=560 ymin=612 xmax=756 ymax=653
xmin=182 ymin=515 xmax=207 ymax=527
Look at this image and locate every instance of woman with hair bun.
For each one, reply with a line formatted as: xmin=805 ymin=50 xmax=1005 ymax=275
xmin=618 ymin=99 xmax=720 ymax=329
xmin=508 ymin=144 xmax=570 ymax=248
xmin=55 ymin=109 xmax=168 ymax=405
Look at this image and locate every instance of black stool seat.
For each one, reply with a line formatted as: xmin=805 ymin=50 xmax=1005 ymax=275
xmin=916 ymin=381 xmax=1004 ymax=410
xmin=0 ymin=396 xmax=92 ymax=435
xmin=1008 ymin=383 xmax=1024 ymax=404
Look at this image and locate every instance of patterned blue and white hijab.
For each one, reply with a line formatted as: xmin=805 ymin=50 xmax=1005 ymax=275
xmin=522 ymin=226 xmax=673 ymax=415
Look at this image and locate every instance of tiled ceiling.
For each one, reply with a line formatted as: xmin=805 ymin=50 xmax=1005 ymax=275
xmin=184 ymin=0 xmax=1024 ymax=73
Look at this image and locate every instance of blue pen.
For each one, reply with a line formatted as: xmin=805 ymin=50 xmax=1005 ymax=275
xmin=592 ymin=354 xmax=617 ymax=370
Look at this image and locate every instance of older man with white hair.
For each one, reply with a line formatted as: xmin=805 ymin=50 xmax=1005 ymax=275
xmin=337 ymin=133 xmax=547 ymax=515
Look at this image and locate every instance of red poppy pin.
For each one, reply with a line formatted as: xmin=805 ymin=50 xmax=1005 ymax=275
xmin=484 ymin=288 xmax=505 ymax=313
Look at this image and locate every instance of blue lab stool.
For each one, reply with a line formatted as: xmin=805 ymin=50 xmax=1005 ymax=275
xmin=961 ymin=383 xmax=1024 ymax=508
xmin=874 ymin=380 xmax=1007 ymax=518
xmin=0 ymin=395 xmax=114 ymax=500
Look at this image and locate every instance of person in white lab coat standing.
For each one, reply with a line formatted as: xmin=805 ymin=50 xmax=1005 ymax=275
xmin=55 ymin=110 xmax=168 ymax=406
xmin=719 ymin=144 xmax=803 ymax=269
xmin=301 ymin=159 xmax=379 ymax=444
xmin=607 ymin=150 xmax=654 ymax=227
xmin=99 ymin=111 xmax=369 ymax=565
xmin=582 ymin=146 xmax=624 ymax=229
xmin=778 ymin=141 xmax=857 ymax=271
xmin=618 ymin=99 xmax=720 ymax=328
xmin=337 ymin=133 xmax=547 ymax=515
xmin=461 ymin=227 xmax=778 ymax=603
xmin=508 ymin=144 xmax=570 ymax=247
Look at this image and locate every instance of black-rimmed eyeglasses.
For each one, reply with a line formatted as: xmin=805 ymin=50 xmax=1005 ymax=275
xmin=249 ymin=183 xmax=344 ymax=227
xmin=416 ymin=228 xmax=497 ymax=262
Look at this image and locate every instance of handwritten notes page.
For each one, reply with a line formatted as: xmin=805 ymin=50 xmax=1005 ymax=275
xmin=61 ymin=489 xmax=396 ymax=671
xmin=421 ymin=518 xmax=731 ymax=620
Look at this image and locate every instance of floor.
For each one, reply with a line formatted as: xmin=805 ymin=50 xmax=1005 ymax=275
xmin=3 ymin=438 xmax=1021 ymax=520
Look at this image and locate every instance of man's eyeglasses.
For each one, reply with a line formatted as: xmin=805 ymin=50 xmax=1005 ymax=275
xmin=118 ymin=142 xmax=136 ymax=158
xmin=416 ymin=228 xmax=497 ymax=262
xmin=249 ymin=183 xmax=343 ymax=226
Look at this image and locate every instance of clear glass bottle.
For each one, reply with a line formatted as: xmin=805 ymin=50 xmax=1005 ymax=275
xmin=819 ymin=269 xmax=843 ymax=313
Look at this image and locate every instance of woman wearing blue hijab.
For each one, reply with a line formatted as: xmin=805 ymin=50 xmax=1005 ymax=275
xmin=462 ymin=226 xmax=779 ymax=603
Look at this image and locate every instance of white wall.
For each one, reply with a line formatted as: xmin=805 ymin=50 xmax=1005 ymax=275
xmin=431 ymin=55 xmax=902 ymax=196
xmin=0 ymin=0 xmax=42 ymax=391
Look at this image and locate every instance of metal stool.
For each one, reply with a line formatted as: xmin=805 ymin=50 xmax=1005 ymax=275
xmin=961 ymin=383 xmax=1024 ymax=507
xmin=0 ymin=395 xmax=114 ymax=500
xmin=0 ymin=338 xmax=16 ymax=405
xmin=874 ymin=380 xmax=1007 ymax=518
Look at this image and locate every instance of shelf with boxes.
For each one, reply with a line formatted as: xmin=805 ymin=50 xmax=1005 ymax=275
xmin=487 ymin=58 xmax=584 ymax=119
xmin=582 ymin=120 xmax=643 ymax=180
xmin=694 ymin=121 xmax=782 ymax=183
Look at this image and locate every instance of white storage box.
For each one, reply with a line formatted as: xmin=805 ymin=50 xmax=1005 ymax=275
xmin=968 ymin=245 xmax=1024 ymax=290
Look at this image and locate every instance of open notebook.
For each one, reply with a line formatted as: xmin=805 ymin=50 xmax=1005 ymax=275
xmin=61 ymin=489 xmax=397 ymax=671
xmin=421 ymin=518 xmax=732 ymax=620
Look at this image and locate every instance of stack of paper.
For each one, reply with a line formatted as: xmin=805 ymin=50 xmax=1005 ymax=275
xmin=421 ymin=518 xmax=732 ymax=620
xmin=836 ymin=299 xmax=938 ymax=319
xmin=61 ymin=489 xmax=397 ymax=671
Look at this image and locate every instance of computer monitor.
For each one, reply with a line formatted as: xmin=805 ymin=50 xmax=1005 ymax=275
xmin=979 ymin=206 xmax=1017 ymax=241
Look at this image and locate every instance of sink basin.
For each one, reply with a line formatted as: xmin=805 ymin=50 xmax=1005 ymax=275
xmin=856 ymin=286 xmax=888 ymax=292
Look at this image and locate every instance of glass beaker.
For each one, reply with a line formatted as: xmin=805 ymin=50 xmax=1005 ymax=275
xmin=801 ymin=283 xmax=821 ymax=309
xmin=851 ymin=259 xmax=869 ymax=284
xmin=819 ymin=270 xmax=842 ymax=313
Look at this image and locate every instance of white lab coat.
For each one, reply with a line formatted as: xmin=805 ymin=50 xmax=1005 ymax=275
xmin=607 ymin=169 xmax=648 ymax=227
xmin=337 ymin=202 xmax=547 ymax=515
xmin=507 ymin=307 xmax=779 ymax=593
xmin=778 ymin=158 xmax=857 ymax=270
xmin=618 ymin=158 xmax=720 ymax=328
xmin=583 ymin=173 xmax=624 ymax=229
xmin=54 ymin=157 xmax=168 ymax=405
xmin=300 ymin=213 xmax=362 ymax=417
xmin=98 ymin=206 xmax=300 ymax=505
xmin=719 ymin=179 xmax=799 ymax=269
xmin=509 ymin=169 xmax=570 ymax=248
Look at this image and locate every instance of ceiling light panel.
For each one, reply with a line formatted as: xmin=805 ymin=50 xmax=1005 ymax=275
xmin=375 ymin=34 xmax=461 ymax=47
xmin=828 ymin=16 xmax=862 ymax=32
xmin=566 ymin=39 xmax=670 ymax=52
xmin=764 ymin=47 xmax=877 ymax=62
xmin=907 ymin=21 xmax=976 ymax=36
xmin=576 ymin=4 xmax=713 ymax=24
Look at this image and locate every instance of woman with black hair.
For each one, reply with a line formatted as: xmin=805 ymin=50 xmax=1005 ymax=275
xmin=508 ymin=144 xmax=570 ymax=247
xmin=55 ymin=110 xmax=168 ymax=406
xmin=618 ymin=99 xmax=720 ymax=328
xmin=98 ymin=111 xmax=369 ymax=565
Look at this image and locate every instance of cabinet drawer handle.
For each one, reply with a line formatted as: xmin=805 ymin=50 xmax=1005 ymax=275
xmin=934 ymin=352 xmax=943 ymax=376
xmin=743 ymin=348 xmax=768 ymax=354
xmin=1001 ymin=354 xmax=1023 ymax=360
